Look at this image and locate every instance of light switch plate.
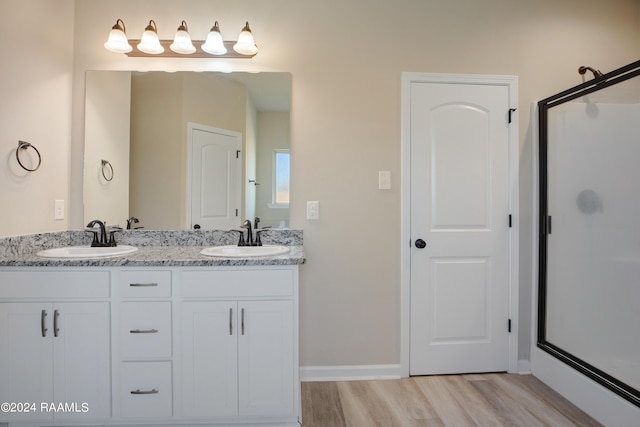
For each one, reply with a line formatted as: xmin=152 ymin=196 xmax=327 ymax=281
xmin=379 ymin=171 xmax=391 ymax=190
xmin=306 ymin=201 xmax=320 ymax=220
xmin=54 ymin=199 xmax=65 ymax=220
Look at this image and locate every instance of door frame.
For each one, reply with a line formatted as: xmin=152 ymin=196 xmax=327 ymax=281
xmin=400 ymin=72 xmax=520 ymax=377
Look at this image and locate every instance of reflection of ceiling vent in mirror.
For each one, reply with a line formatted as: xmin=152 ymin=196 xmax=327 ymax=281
xmin=576 ymin=189 xmax=602 ymax=214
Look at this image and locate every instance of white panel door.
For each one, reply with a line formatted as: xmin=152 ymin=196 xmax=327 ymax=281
xmin=188 ymin=123 xmax=241 ymax=230
xmin=409 ymin=79 xmax=512 ymax=375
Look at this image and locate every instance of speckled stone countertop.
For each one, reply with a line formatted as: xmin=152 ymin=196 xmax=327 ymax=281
xmin=0 ymin=229 xmax=305 ymax=267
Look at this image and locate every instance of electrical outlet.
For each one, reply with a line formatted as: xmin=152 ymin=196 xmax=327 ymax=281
xmin=54 ymin=199 xmax=65 ymax=220
xmin=306 ymin=201 xmax=320 ymax=220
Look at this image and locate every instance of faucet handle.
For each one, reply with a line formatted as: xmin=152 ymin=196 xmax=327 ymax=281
xmin=106 ymin=226 xmax=123 ymax=247
xmin=231 ymin=230 xmax=246 ymax=246
xmin=84 ymin=228 xmax=100 ymax=246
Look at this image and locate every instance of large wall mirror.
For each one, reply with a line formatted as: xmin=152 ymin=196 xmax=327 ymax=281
xmin=83 ymin=70 xmax=291 ymax=230
xmin=538 ymin=59 xmax=640 ymax=407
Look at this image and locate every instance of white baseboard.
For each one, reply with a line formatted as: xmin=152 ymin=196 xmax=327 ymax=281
xmin=300 ymin=364 xmax=402 ymax=382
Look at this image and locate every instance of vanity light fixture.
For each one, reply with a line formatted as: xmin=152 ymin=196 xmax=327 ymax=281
xmin=104 ymin=19 xmax=132 ymax=53
xmin=137 ymin=20 xmax=164 ymax=54
xmin=104 ymin=19 xmax=258 ymax=58
xmin=201 ymin=21 xmax=227 ymax=55
xmin=233 ymin=22 xmax=259 ymax=56
xmin=170 ymin=20 xmax=196 ymax=54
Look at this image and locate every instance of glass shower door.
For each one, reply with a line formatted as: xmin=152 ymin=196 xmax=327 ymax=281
xmin=539 ymin=60 xmax=640 ymax=407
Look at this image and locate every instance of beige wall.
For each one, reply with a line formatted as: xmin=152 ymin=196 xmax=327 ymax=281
xmin=1 ymin=0 xmax=638 ymax=368
xmin=0 ymin=0 xmax=74 ymax=236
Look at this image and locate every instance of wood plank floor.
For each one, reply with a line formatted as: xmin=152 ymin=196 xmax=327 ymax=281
xmin=301 ymin=373 xmax=602 ymax=427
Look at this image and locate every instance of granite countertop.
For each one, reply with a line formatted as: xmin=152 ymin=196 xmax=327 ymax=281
xmin=0 ymin=229 xmax=306 ymax=268
xmin=0 ymin=245 xmax=306 ymax=268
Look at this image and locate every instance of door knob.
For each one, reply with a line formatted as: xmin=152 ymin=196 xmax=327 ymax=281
xmin=415 ymin=239 xmax=427 ymax=249
xmin=193 ymin=224 xmax=201 ymax=229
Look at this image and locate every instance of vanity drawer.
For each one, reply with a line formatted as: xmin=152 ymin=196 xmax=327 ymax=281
xmin=0 ymin=271 xmax=110 ymax=298
xmin=119 ymin=270 xmax=171 ymax=297
xmin=120 ymin=361 xmax=173 ymax=418
xmin=181 ymin=269 xmax=294 ymax=298
xmin=120 ymin=302 xmax=172 ymax=358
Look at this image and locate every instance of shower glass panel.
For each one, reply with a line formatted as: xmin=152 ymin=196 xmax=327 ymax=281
xmin=538 ymin=59 xmax=640 ymax=408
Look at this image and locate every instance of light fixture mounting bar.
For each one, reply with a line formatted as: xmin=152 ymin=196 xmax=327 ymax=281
xmin=125 ymin=40 xmax=256 ymax=58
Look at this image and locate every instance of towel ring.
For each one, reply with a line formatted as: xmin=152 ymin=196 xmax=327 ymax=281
xmin=101 ymin=159 xmax=114 ymax=181
xmin=16 ymin=140 xmax=42 ymax=172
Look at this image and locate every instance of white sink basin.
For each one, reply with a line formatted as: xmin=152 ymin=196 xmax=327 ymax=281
xmin=37 ymin=245 xmax=138 ymax=259
xmin=200 ymin=245 xmax=290 ymax=258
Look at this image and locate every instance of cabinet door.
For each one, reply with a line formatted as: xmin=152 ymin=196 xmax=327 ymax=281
xmin=238 ymin=300 xmax=294 ymax=416
xmin=0 ymin=303 xmax=53 ymax=422
xmin=182 ymin=301 xmax=238 ymax=417
xmin=53 ymin=302 xmax=111 ymax=420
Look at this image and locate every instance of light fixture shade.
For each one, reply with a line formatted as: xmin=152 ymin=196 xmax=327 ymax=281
xmin=233 ymin=21 xmax=258 ymax=56
xmin=137 ymin=20 xmax=164 ymax=54
xmin=201 ymin=21 xmax=227 ymax=55
xmin=170 ymin=20 xmax=196 ymax=54
xmin=104 ymin=19 xmax=132 ymax=53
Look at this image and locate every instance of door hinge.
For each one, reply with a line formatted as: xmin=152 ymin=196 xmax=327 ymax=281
xmin=235 ymin=209 xmax=238 ymax=217
xmin=236 ymin=150 xmax=241 ymax=159
xmin=508 ymin=318 xmax=512 ymax=333
xmin=508 ymin=214 xmax=512 ymax=228
xmin=508 ymin=108 xmax=517 ymax=124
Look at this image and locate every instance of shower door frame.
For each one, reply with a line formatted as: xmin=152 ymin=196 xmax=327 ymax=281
xmin=537 ymin=59 xmax=640 ymax=408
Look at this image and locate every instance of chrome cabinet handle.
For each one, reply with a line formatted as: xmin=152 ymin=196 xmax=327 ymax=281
xmin=241 ymin=308 xmax=245 ymax=335
xmin=53 ymin=310 xmax=60 ymax=337
xmin=41 ymin=310 xmax=48 ymax=337
xmin=129 ymin=329 xmax=158 ymax=334
xmin=229 ymin=308 xmax=233 ymax=335
xmin=129 ymin=283 xmax=158 ymax=287
xmin=130 ymin=389 xmax=158 ymax=395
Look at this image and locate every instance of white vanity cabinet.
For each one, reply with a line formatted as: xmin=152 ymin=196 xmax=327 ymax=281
xmin=181 ymin=300 xmax=294 ymax=418
xmin=114 ymin=270 xmax=174 ymax=420
xmin=0 ymin=264 xmax=300 ymax=427
xmin=0 ymin=271 xmax=111 ymax=423
xmin=180 ymin=268 xmax=298 ymax=421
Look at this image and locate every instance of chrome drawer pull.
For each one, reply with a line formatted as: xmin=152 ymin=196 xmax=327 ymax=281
xmin=130 ymin=389 xmax=159 ymax=395
xmin=129 ymin=329 xmax=159 ymax=334
xmin=229 ymin=308 xmax=233 ymax=335
xmin=129 ymin=283 xmax=158 ymax=287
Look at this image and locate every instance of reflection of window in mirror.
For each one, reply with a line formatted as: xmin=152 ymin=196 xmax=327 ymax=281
xmin=272 ymin=149 xmax=290 ymax=206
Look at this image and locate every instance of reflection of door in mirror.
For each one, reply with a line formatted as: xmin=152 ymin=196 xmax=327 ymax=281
xmin=83 ymin=71 xmax=291 ymax=230
xmin=187 ymin=123 xmax=241 ymax=230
